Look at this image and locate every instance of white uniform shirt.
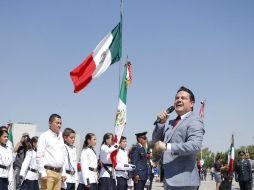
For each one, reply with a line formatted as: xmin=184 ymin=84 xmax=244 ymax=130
xmin=36 ymin=129 xmax=66 ymax=177
xmin=79 ymin=147 xmax=98 ymax=185
xmin=20 ymin=149 xmax=39 ymax=180
xmin=0 ymin=144 xmax=13 ymax=181
xmin=63 ymin=144 xmax=78 ymax=184
xmin=99 ymin=144 xmax=118 ymax=178
xmin=6 ymin=141 xmax=13 ymax=151
xmin=115 ymin=148 xmax=130 ymax=179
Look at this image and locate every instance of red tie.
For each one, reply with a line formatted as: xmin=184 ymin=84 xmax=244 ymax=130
xmin=173 ymin=116 xmax=181 ymax=128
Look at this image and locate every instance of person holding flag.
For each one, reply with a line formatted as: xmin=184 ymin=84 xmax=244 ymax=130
xmin=98 ymin=133 xmax=118 ymax=190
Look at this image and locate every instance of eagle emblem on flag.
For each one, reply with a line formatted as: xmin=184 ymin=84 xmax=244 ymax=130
xmin=115 ymin=109 xmax=126 ymax=127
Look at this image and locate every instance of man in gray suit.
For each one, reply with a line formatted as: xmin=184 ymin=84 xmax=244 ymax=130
xmin=152 ymin=86 xmax=205 ymax=190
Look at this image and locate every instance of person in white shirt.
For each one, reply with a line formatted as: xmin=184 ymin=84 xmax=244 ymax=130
xmin=115 ymin=136 xmax=135 ymax=190
xmin=61 ymin=128 xmax=78 ymax=190
xmin=0 ymin=129 xmax=14 ymax=190
xmin=0 ymin=126 xmax=13 ymax=150
xmin=20 ymin=136 xmax=39 ymax=190
xmin=98 ymin=133 xmax=118 ymax=190
xmin=36 ymin=113 xmax=67 ymax=190
xmin=77 ymin=133 xmax=98 ymax=190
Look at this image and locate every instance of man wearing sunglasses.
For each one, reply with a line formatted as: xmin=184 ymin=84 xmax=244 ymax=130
xmin=130 ymin=132 xmax=148 ymax=190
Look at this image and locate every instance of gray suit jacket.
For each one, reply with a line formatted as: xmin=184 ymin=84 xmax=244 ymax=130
xmin=152 ymin=112 xmax=205 ymax=187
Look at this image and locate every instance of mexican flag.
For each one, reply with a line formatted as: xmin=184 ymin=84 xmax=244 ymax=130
xmin=199 ymin=100 xmax=205 ymax=118
xmin=111 ymin=62 xmax=132 ymax=167
xmin=228 ymin=134 xmax=235 ymax=175
xmin=70 ymin=21 xmax=122 ymax=93
xmin=7 ymin=123 xmax=13 ymax=144
xmin=114 ymin=62 xmax=132 ymax=143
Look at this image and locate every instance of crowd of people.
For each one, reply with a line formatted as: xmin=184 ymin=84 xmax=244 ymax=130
xmin=0 ymin=86 xmax=207 ymax=190
xmin=196 ymin=151 xmax=254 ymax=190
xmin=0 ymin=116 xmax=161 ymax=190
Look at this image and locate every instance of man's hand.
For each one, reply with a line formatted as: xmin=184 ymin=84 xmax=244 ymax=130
xmin=157 ymin=111 xmax=169 ymax=124
xmin=155 ymin=141 xmax=167 ymax=151
xmin=85 ymin=184 xmax=91 ymax=189
xmin=61 ymin=175 xmax=67 ymax=182
xmin=41 ymin=176 xmax=48 ymax=181
xmin=133 ymin=175 xmax=140 ymax=183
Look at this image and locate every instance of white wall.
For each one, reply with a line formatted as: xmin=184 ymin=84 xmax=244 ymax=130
xmin=12 ymin=123 xmax=37 ymax=146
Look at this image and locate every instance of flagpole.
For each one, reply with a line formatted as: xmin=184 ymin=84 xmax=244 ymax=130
xmin=118 ymin=0 xmax=123 ymax=92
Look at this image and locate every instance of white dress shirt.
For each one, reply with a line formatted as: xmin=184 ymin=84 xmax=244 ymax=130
xmin=115 ymin=148 xmax=135 ymax=179
xmin=36 ymin=129 xmax=66 ymax=177
xmin=63 ymin=144 xmax=78 ymax=184
xmin=79 ymin=147 xmax=98 ymax=185
xmin=99 ymin=144 xmax=118 ymax=178
xmin=0 ymin=144 xmax=13 ymax=182
xmin=20 ymin=149 xmax=39 ymax=180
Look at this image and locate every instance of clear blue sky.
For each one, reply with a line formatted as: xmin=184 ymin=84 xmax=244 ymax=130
xmin=1 ymin=1 xmax=254 ymax=153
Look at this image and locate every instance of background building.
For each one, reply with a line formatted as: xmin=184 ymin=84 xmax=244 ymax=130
xmin=12 ymin=122 xmax=37 ymax=146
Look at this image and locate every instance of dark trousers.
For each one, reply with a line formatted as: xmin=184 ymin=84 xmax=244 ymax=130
xmin=20 ymin=179 xmax=39 ymax=190
xmin=77 ymin=183 xmax=98 ymax=190
xmin=149 ymin=173 xmax=154 ymax=190
xmin=98 ymin=177 xmax=116 ymax=190
xmin=14 ymin=167 xmax=22 ymax=190
xmin=134 ymin=180 xmax=146 ymax=190
xmin=116 ymin=177 xmax=127 ymax=190
xmin=61 ymin=182 xmax=76 ymax=190
xmin=239 ymin=180 xmax=252 ymax=190
xmin=0 ymin=177 xmax=8 ymax=190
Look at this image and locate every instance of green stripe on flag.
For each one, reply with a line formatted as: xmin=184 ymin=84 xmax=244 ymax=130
xmin=109 ymin=20 xmax=122 ymax=65
xmin=119 ymin=64 xmax=127 ymax=104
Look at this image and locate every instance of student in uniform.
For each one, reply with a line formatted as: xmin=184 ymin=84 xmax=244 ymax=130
xmin=78 ymin=133 xmax=98 ymax=190
xmin=0 ymin=126 xmax=13 ymax=150
xmin=0 ymin=129 xmax=14 ymax=190
xmin=115 ymin=136 xmax=136 ymax=190
xmin=20 ymin=136 xmax=39 ymax=190
xmin=61 ymin=128 xmax=78 ymax=190
xmin=98 ymin=133 xmax=118 ymax=190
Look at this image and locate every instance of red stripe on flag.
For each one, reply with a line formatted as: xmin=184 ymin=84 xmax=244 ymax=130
xmin=70 ymin=53 xmax=96 ymax=93
xmin=229 ymin=158 xmax=234 ymax=174
xmin=110 ymin=149 xmax=118 ymax=168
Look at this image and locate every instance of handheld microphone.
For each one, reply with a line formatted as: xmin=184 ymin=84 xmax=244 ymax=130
xmin=153 ymin=106 xmax=175 ymax=125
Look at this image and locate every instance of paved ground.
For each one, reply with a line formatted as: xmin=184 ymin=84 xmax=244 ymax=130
xmin=151 ymin=179 xmax=241 ymax=190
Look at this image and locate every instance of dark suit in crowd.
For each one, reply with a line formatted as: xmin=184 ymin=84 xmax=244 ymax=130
xmin=130 ymin=132 xmax=148 ymax=190
xmin=235 ymin=154 xmax=252 ymax=190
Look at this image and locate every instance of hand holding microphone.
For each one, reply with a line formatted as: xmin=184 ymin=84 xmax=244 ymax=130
xmin=153 ymin=106 xmax=175 ymax=125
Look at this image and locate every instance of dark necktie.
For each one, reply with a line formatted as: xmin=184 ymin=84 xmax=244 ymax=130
xmin=173 ymin=115 xmax=181 ymax=128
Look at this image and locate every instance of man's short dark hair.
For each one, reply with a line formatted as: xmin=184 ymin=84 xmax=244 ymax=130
xmin=177 ymin=86 xmax=195 ymax=103
xmin=49 ymin=114 xmax=61 ymax=122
